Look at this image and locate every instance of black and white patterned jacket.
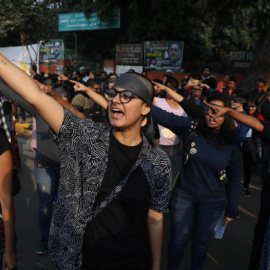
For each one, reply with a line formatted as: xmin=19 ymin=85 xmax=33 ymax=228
xmin=49 ymin=110 xmax=172 ymax=270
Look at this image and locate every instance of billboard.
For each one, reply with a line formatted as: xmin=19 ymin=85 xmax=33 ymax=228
xmin=58 ymin=9 xmax=120 ymax=32
xmin=39 ymin=39 xmax=64 ymax=64
xmin=116 ymin=44 xmax=143 ymax=65
xmin=144 ymin=41 xmax=184 ymax=72
xmin=229 ymin=51 xmax=257 ymax=74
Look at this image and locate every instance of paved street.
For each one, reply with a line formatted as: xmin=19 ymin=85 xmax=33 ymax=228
xmin=14 ymin=136 xmax=261 ymax=270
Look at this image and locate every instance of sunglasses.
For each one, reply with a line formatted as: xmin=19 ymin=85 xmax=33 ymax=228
xmin=105 ymin=88 xmax=140 ymax=103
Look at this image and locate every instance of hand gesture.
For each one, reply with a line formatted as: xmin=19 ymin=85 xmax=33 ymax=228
xmin=55 ymin=72 xmax=68 ymax=81
xmin=69 ymin=80 xmax=89 ymax=92
xmin=199 ymin=83 xmax=209 ymax=89
xmin=187 ymin=77 xmax=194 ymax=87
xmin=89 ymin=72 xmax=94 ymax=79
xmin=203 ymin=101 xmax=229 ymax=118
xmin=152 ymin=81 xmax=166 ymax=92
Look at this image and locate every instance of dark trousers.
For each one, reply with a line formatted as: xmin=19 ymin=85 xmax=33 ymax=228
xmin=249 ymin=173 xmax=270 ymax=269
xmin=261 ymin=141 xmax=270 ymax=184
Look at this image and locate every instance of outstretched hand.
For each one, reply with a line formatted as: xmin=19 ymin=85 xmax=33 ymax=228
xmin=152 ymin=81 xmax=166 ymax=92
xmin=69 ymin=80 xmax=89 ymax=92
xmin=89 ymin=72 xmax=95 ymax=79
xmin=203 ymin=101 xmax=229 ymax=118
xmin=55 ymin=72 xmax=68 ymax=81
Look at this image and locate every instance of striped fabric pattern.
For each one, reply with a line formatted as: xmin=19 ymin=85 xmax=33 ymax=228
xmin=0 ymin=99 xmax=11 ymax=143
xmin=48 ymin=109 xmax=172 ymax=269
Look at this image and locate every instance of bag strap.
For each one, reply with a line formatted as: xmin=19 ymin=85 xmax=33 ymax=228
xmin=171 ymin=128 xmax=197 ymax=189
xmin=183 ymin=128 xmax=197 ymax=151
xmin=89 ymin=153 xmax=148 ymax=222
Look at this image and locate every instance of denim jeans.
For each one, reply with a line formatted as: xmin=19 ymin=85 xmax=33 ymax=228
xmin=168 ymin=187 xmax=225 ymax=270
xmin=34 ymin=165 xmax=59 ymax=239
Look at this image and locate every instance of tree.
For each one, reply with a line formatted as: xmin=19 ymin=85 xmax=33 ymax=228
xmin=0 ymin=0 xmax=58 ymax=47
xmin=237 ymin=29 xmax=270 ymax=92
xmin=1 ymin=0 xmax=270 ymax=73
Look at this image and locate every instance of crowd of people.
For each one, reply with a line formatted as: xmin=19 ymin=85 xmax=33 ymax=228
xmin=0 ymin=56 xmax=269 ymax=270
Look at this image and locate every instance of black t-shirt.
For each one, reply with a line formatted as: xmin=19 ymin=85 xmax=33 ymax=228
xmin=0 ymin=128 xmax=10 ymax=156
xmin=82 ymin=134 xmax=152 ymax=270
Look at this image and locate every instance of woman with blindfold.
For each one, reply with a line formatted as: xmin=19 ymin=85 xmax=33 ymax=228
xmin=0 ymin=53 xmax=171 ymax=270
xmin=151 ymin=82 xmax=263 ymax=270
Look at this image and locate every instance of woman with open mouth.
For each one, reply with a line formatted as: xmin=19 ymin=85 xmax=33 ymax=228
xmin=0 ymin=53 xmax=172 ymax=270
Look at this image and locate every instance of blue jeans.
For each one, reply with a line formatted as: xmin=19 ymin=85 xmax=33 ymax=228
xmin=168 ymin=187 xmax=225 ymax=270
xmin=34 ymin=165 xmax=59 ymax=239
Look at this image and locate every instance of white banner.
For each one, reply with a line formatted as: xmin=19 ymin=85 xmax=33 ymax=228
xmin=0 ymin=44 xmax=39 ymax=74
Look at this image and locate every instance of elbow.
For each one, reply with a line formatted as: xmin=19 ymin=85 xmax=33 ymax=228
xmin=257 ymin=123 xmax=264 ymax=132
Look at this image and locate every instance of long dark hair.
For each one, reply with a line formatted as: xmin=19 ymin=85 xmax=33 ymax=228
xmin=197 ymin=92 xmax=236 ymax=146
xmin=246 ymin=96 xmax=260 ymax=118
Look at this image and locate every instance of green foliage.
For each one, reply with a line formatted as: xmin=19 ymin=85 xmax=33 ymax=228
xmin=0 ymin=0 xmax=269 ymax=73
xmin=0 ymin=0 xmax=58 ymax=46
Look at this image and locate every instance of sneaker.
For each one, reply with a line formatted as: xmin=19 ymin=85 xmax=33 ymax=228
xmin=242 ymin=188 xmax=251 ymax=197
xmin=36 ymin=238 xmax=48 ymax=255
xmin=236 ymin=211 xmax=240 ymax=219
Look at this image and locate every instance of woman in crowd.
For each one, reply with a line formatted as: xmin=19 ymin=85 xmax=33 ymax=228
xmin=150 ymin=82 xmax=263 ymax=270
xmin=0 ymin=101 xmax=17 ymax=269
xmin=0 ymin=54 xmax=171 ymax=270
xmin=68 ymin=78 xmax=263 ymax=270
xmin=242 ymin=97 xmax=264 ymax=197
xmin=153 ymin=84 xmax=187 ymax=174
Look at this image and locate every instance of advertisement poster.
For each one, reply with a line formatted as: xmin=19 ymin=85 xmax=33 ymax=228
xmin=116 ymin=44 xmax=143 ymax=65
xmin=58 ymin=9 xmax=120 ymax=32
xmin=39 ymin=39 xmax=64 ymax=64
xmin=144 ymin=41 xmax=184 ymax=72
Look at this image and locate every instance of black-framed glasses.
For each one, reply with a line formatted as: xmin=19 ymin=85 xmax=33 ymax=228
xmin=105 ymin=88 xmax=140 ymax=103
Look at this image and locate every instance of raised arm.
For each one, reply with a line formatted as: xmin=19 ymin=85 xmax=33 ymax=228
xmin=152 ymin=81 xmax=184 ymax=103
xmin=70 ymin=80 xmax=108 ymax=110
xmin=152 ymin=81 xmax=203 ymax=118
xmin=34 ymin=80 xmax=86 ymax=119
xmin=204 ymin=101 xmax=264 ymax=132
xmin=0 ymin=54 xmax=63 ymax=133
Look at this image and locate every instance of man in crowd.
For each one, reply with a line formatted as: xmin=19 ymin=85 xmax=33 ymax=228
xmin=63 ymin=66 xmax=71 ymax=78
xmin=219 ymin=76 xmax=237 ymax=97
xmin=79 ymin=67 xmax=89 ymax=83
xmin=249 ymin=78 xmax=267 ymax=109
xmin=99 ymin=71 xmax=107 ymax=93
xmin=201 ymin=67 xmax=217 ymax=90
xmin=30 ymin=64 xmax=42 ymax=83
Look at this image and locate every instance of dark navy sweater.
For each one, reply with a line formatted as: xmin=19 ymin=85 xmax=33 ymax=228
xmin=151 ymin=105 xmax=242 ymax=218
